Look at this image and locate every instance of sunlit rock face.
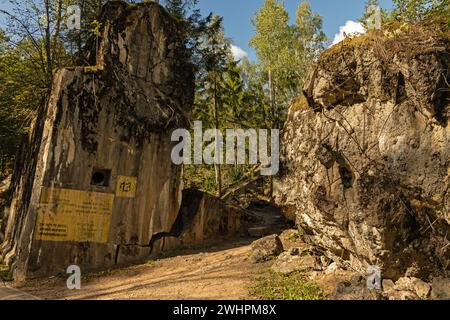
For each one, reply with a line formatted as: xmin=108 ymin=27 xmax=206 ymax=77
xmin=1 ymin=1 xmax=194 ymax=280
xmin=275 ymin=22 xmax=450 ymax=280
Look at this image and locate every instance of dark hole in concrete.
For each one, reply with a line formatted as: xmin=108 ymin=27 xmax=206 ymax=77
xmin=91 ymin=169 xmax=111 ymax=187
xmin=434 ymin=60 xmax=450 ymax=127
xmin=435 ymin=88 xmax=450 ymax=127
xmin=316 ymin=143 xmax=335 ymax=169
xmin=114 ymin=245 xmax=120 ymax=265
xmin=396 ymin=72 xmax=407 ymax=104
xmin=339 ymin=165 xmax=353 ymax=189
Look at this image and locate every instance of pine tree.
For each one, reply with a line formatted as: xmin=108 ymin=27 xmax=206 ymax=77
xmin=221 ymin=60 xmax=245 ymax=127
xmin=163 ymin=0 xmax=197 ymax=19
xmin=193 ymin=15 xmax=230 ymax=196
xmin=358 ymin=0 xmax=388 ymax=30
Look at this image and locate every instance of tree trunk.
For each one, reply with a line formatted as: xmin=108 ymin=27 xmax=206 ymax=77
xmin=44 ymin=0 xmax=52 ymax=88
xmin=77 ymin=0 xmax=85 ymax=62
xmin=51 ymin=0 xmax=63 ymax=69
xmin=268 ymin=68 xmax=274 ymax=201
xmin=213 ymin=72 xmax=222 ymax=197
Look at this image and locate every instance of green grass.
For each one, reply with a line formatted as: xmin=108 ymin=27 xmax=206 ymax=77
xmin=249 ymin=270 xmax=325 ymax=300
xmin=82 ymin=269 xmax=112 ymax=281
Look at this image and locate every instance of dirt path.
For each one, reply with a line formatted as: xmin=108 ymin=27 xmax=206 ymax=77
xmin=14 ymin=239 xmax=264 ymax=300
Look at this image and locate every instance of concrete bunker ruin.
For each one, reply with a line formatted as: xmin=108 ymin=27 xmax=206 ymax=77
xmin=0 ymin=1 xmax=251 ymax=280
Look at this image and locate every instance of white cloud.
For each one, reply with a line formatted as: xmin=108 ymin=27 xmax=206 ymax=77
xmin=230 ymin=44 xmax=248 ymax=61
xmin=332 ymin=20 xmax=366 ymax=45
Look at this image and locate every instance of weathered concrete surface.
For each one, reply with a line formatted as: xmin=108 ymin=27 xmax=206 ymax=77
xmin=275 ymin=22 xmax=450 ymax=280
xmin=178 ymin=189 xmax=256 ymax=245
xmin=0 ymin=1 xmax=194 ymax=280
xmin=150 ymin=189 xmax=256 ymax=253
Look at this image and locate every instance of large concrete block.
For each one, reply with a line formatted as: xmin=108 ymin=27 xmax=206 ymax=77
xmin=0 ymin=1 xmax=194 ymax=280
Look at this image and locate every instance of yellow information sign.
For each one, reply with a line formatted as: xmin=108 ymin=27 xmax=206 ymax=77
xmin=116 ymin=176 xmax=137 ymax=198
xmin=36 ymin=188 xmax=115 ymax=243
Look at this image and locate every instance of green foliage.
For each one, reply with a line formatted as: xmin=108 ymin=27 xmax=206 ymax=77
xmin=62 ymin=0 xmax=111 ymax=63
xmin=239 ymin=57 xmax=269 ymax=128
xmin=192 ymin=15 xmax=230 ymax=127
xmin=294 ymin=2 xmax=327 ymax=82
xmin=228 ymin=166 xmax=245 ymax=185
xmin=163 ymin=0 xmax=198 ymax=20
xmin=359 ymin=0 xmax=390 ymax=29
xmin=220 ymin=60 xmax=249 ymax=126
xmin=249 ymin=271 xmax=325 ymax=300
xmin=391 ymin=0 xmax=449 ymax=22
xmin=184 ymin=164 xmax=218 ymax=193
xmin=0 ymin=35 xmax=46 ymax=172
xmin=249 ymin=0 xmax=291 ymax=74
xmin=161 ymin=0 xmax=215 ymax=70
xmin=392 ymin=0 xmax=430 ymax=21
xmin=358 ymin=0 xmax=449 ymax=34
xmin=250 ymin=0 xmax=326 ymax=128
xmin=0 ymin=264 xmax=13 ymax=281
xmin=186 ymin=1 xmax=326 ymax=195
xmin=0 ymin=0 xmax=85 ymax=175
xmin=249 ymin=0 xmax=291 ymax=119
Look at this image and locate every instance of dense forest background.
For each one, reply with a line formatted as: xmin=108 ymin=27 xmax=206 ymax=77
xmin=0 ymin=0 xmax=448 ymax=197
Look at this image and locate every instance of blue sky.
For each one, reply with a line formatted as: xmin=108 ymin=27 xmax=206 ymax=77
xmin=195 ymin=0 xmax=395 ymax=61
xmin=0 ymin=0 xmax=395 ymax=61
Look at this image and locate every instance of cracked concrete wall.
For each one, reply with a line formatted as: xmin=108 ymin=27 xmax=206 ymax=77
xmin=0 ymin=1 xmax=194 ymax=280
xmin=147 ymin=189 xmax=256 ymax=256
